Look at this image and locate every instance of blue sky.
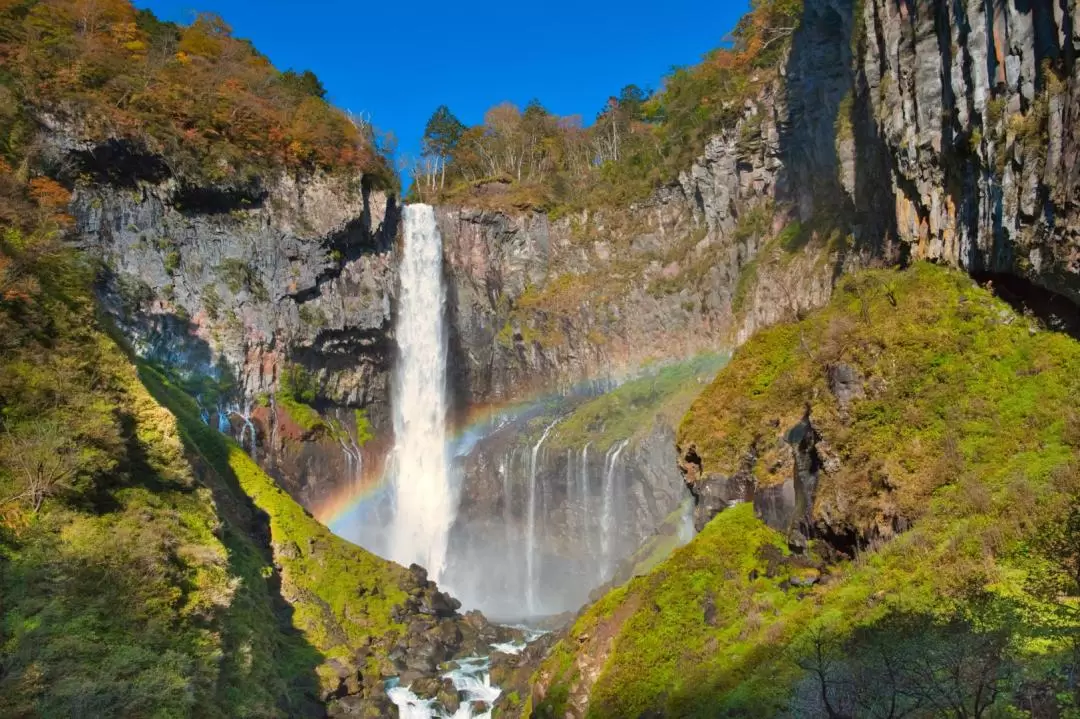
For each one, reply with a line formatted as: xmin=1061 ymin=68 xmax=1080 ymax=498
xmin=134 ymin=0 xmax=750 ymax=179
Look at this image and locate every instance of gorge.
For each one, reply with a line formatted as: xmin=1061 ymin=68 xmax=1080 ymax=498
xmin=2 ymin=0 xmax=1080 ymax=717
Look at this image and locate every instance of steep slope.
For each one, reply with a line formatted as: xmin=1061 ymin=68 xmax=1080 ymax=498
xmin=0 ymin=36 xmax=509 ymax=712
xmin=526 ymin=264 xmax=1080 ymax=717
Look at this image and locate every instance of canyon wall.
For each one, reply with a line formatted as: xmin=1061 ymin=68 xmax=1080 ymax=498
xmin=60 ymin=0 xmax=1080 ymax=532
xmin=857 ymin=0 xmax=1080 ymax=305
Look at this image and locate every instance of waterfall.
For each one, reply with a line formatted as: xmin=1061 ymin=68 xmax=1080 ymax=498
xmin=579 ymin=442 xmax=591 ymax=547
xmin=339 ymin=433 xmax=363 ymax=482
xmin=500 ymin=454 xmax=512 ymax=549
xmin=600 ymin=439 xmax=630 ymax=577
xmin=237 ymin=409 xmax=257 ymax=459
xmin=389 ymin=204 xmax=452 ymax=582
xmin=526 ymin=421 xmax=558 ymax=615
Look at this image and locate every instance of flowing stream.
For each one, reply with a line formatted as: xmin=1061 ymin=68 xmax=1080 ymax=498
xmin=387 ymin=634 xmax=539 ymax=719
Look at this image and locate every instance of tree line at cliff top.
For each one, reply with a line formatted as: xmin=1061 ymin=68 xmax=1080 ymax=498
xmin=0 ymin=0 xmax=396 ymax=189
xmin=410 ymin=0 xmax=802 ymax=210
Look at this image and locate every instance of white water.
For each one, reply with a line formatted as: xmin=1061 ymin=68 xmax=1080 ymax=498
xmin=525 ymin=421 xmax=558 ymax=615
xmin=387 ymin=635 xmax=540 ymax=719
xmin=600 ymin=439 xmax=630 ymax=577
xmin=389 ymin=204 xmax=453 ymax=581
xmin=579 ymin=442 xmax=591 ymax=539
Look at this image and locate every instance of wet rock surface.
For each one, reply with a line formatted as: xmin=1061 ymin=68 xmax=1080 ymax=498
xmin=323 ymin=564 xmax=524 ymax=716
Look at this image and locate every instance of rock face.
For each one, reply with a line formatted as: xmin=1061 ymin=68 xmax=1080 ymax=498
xmin=435 ymin=102 xmax=813 ymax=411
xmin=854 ymin=0 xmax=1080 ymax=303
xmin=59 ymin=131 xmax=398 ymax=509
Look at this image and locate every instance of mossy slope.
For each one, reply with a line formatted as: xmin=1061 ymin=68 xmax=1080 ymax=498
xmin=528 ymin=264 xmax=1080 ymax=717
xmin=138 ymin=364 xmax=416 ymax=687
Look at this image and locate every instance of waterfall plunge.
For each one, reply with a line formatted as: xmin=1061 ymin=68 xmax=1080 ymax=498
xmin=389 ymin=204 xmax=453 ymax=582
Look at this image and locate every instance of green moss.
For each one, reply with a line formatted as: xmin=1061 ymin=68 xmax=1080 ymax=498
xmin=731 ymin=258 xmax=759 ymax=313
xmin=164 ymin=249 xmax=181 ymax=274
xmin=549 ymin=354 xmax=728 ymax=453
xmin=140 ymin=365 xmax=410 ymax=660
xmin=354 ymin=408 xmax=375 ymax=446
xmin=588 ymin=504 xmax=797 ymax=717
xmin=0 ymin=319 xmax=322 ymax=716
xmin=776 ymin=220 xmax=804 ymax=252
xmin=277 ymin=364 xmax=325 ymax=433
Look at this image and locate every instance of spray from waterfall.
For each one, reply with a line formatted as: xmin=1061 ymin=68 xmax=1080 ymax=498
xmin=388 ymin=204 xmax=452 ymax=582
xmin=526 ymin=421 xmax=558 ymax=615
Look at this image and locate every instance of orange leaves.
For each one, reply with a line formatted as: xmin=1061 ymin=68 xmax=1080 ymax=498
xmin=28 ymin=177 xmax=73 ymax=228
xmin=6 ymin=0 xmax=386 ymax=182
xmin=28 ymin=178 xmax=70 ymax=211
xmin=0 ymin=251 xmax=40 ymax=305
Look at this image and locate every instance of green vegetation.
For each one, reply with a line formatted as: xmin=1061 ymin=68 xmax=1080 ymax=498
xmin=0 ymin=162 xmax=324 ymax=716
xmin=413 ymin=0 xmax=803 ymax=212
xmin=549 ymin=354 xmax=728 ymax=453
xmin=216 ymin=258 xmax=268 ymax=301
xmin=353 ymin=408 xmax=375 ymax=446
xmin=140 ymin=366 xmax=410 ymax=662
xmin=0 ymin=0 xmax=394 ymax=187
xmin=531 ymin=264 xmax=1080 ymax=717
xmin=276 ymin=364 xmax=325 ymax=433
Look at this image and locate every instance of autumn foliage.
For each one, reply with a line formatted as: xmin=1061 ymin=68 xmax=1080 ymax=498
xmin=417 ymin=0 xmax=803 ymax=210
xmin=0 ymin=0 xmax=394 ymax=185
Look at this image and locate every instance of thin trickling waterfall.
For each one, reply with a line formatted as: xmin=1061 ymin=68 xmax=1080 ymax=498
xmin=500 ymin=454 xmax=512 ymax=549
xmin=579 ymin=442 xmax=591 ymax=541
xmin=389 ymin=204 xmax=452 ymax=582
xmin=236 ymin=407 xmax=257 ymax=458
xmin=600 ymin=439 xmax=630 ymax=577
xmin=526 ymin=421 xmax=558 ymax=615
xmin=339 ymin=433 xmax=363 ymax=482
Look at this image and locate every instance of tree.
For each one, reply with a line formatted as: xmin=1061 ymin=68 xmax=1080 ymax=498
xmin=278 ymin=69 xmax=327 ymax=99
xmin=791 ymin=615 xmax=1010 ymax=719
xmin=1026 ymin=472 xmax=1080 ymax=701
xmin=0 ymin=419 xmax=87 ymax=511
xmin=421 ymin=105 xmax=465 ymax=189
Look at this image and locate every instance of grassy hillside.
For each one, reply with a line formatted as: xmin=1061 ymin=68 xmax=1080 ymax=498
xmin=527 ymin=264 xmax=1080 ymax=717
xmin=548 ymin=353 xmax=728 ymax=454
xmin=0 ymin=179 xmax=423 ymax=719
xmin=138 ymin=362 xmax=412 ymax=668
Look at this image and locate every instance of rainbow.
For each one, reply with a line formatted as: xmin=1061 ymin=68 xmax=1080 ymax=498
xmin=317 ymin=377 xmax=620 ymax=535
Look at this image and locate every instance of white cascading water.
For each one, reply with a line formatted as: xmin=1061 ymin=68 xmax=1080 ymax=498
xmin=579 ymin=442 xmax=591 ymax=540
xmin=389 ymin=204 xmax=453 ymax=582
xmin=525 ymin=421 xmax=558 ymax=615
xmin=600 ymin=439 xmax=630 ymax=577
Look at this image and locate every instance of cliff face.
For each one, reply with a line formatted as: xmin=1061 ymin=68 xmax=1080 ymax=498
xmin=436 ymin=92 xmax=825 ymax=410
xmin=857 ymin=0 xmax=1080 ymax=305
xmin=56 ymin=128 xmax=398 ymax=508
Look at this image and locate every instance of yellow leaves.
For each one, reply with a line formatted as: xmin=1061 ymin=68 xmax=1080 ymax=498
xmin=178 ymin=27 xmax=222 ymax=60
xmin=108 ymin=19 xmax=144 ymax=56
xmin=175 ymin=50 xmax=191 ymax=65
